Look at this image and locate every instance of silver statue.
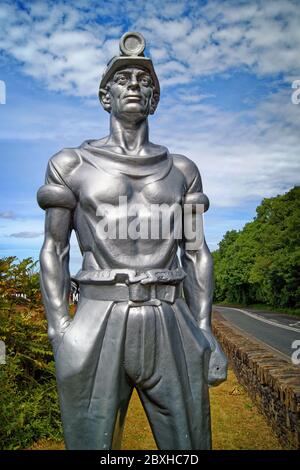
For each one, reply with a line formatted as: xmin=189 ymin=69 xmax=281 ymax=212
xmin=37 ymin=32 xmax=227 ymax=450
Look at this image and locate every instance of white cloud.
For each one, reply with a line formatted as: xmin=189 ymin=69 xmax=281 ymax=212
xmin=150 ymin=86 xmax=300 ymax=207
xmin=2 ymin=79 xmax=299 ymax=210
xmin=9 ymin=231 xmax=43 ymax=238
xmin=0 ymin=1 xmax=120 ymax=97
xmin=1 ymin=0 xmax=300 ymax=98
xmin=0 ymin=0 xmax=299 ymax=215
xmin=0 ymin=211 xmax=17 ymax=220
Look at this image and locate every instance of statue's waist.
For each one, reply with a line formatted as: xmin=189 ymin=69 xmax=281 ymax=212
xmin=72 ymin=268 xmax=186 ymax=304
xmin=78 ymin=282 xmax=183 ymax=305
xmin=72 ymin=267 xmax=186 ymax=286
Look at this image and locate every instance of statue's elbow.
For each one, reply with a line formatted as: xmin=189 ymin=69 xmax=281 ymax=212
xmin=185 ymin=241 xmax=213 ymax=270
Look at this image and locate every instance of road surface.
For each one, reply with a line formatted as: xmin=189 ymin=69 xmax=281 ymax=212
xmin=213 ymin=305 xmax=300 ymax=363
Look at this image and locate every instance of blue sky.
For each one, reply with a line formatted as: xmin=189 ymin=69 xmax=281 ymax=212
xmin=0 ymin=0 xmax=299 ymax=273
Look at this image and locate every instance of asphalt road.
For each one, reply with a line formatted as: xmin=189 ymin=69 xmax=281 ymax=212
xmin=213 ymin=305 xmax=300 ymax=363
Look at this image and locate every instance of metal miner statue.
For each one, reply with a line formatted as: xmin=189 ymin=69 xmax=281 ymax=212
xmin=37 ymin=32 xmax=227 ymax=450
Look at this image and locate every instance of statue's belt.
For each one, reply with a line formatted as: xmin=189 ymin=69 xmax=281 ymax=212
xmin=73 ymin=268 xmax=186 ymax=305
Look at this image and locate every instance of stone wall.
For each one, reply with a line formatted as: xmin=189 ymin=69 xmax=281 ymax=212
xmin=212 ymin=315 xmax=300 ymax=450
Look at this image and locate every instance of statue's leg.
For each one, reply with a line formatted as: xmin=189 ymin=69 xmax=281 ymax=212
xmin=136 ymin=300 xmax=212 ymax=450
xmin=54 ymin=299 xmax=133 ymax=450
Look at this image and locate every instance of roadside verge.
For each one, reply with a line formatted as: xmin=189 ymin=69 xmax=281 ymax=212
xmin=212 ymin=314 xmax=300 ymax=449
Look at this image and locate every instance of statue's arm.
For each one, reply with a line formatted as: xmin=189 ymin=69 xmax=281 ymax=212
xmin=180 ymin=236 xmax=213 ymax=333
xmin=37 ymin=153 xmax=77 ymax=346
xmin=176 ymin=155 xmax=212 ymax=331
xmin=39 ymin=207 xmax=73 ymax=344
xmin=177 ymin=155 xmax=227 ymax=385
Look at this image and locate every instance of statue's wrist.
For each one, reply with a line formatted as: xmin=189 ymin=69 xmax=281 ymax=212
xmin=47 ymin=309 xmax=71 ymax=338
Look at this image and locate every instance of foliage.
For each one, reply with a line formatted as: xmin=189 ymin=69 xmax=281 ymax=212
xmin=213 ymin=186 xmax=300 ymax=308
xmin=0 ymin=257 xmax=62 ymax=450
xmin=0 ymin=256 xmax=41 ymax=310
xmin=0 ymin=354 xmax=62 ymax=450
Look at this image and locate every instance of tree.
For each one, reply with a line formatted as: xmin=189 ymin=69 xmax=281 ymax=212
xmin=213 ymin=186 xmax=300 ymax=308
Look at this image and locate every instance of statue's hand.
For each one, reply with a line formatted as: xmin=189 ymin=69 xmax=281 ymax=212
xmin=201 ymin=328 xmax=228 ymax=387
xmin=47 ymin=314 xmax=72 ymax=355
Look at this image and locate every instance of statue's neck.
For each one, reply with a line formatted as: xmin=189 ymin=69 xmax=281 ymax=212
xmin=107 ymin=115 xmax=149 ymax=156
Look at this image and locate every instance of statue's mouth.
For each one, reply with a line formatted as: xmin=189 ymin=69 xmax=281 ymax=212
xmin=124 ymin=95 xmax=142 ymax=101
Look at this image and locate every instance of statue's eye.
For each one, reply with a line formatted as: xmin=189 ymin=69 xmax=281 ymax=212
xmin=140 ymin=76 xmax=151 ymax=86
xmin=116 ymin=75 xmax=127 ymax=84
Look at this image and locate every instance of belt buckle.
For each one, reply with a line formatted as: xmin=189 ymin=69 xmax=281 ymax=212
xmin=128 ymin=283 xmax=151 ymax=302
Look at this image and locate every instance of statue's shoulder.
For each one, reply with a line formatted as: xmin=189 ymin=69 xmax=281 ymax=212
xmin=48 ymin=147 xmax=81 ymax=180
xmin=172 ymin=154 xmax=201 ymax=189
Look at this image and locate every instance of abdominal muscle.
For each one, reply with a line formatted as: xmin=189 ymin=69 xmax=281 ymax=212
xmin=79 ymin=236 xmax=179 ymax=271
xmin=74 ymin=200 xmax=182 ymax=271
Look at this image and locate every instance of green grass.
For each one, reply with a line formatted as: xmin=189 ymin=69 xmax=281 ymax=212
xmin=30 ymin=369 xmax=282 ymax=450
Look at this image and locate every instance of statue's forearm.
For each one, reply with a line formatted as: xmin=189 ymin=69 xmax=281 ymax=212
xmin=181 ymin=241 xmax=214 ymax=331
xmin=39 ymin=237 xmax=71 ymax=338
xmin=181 ymin=239 xmax=228 ymax=385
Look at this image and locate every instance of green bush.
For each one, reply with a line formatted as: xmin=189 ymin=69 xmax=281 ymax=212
xmin=0 ymin=308 xmax=63 ymax=449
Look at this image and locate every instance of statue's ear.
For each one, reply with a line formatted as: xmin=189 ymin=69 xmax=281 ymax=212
xmin=150 ymin=91 xmax=160 ymax=115
xmin=99 ymin=87 xmax=111 ymax=113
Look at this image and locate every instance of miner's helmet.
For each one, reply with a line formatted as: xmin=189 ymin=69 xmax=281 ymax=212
xmin=99 ymin=31 xmax=160 ymax=97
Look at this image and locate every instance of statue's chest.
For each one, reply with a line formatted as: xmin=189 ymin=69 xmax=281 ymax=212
xmin=77 ymin=165 xmax=186 ymax=213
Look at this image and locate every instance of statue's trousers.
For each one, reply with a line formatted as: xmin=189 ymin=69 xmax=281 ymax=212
xmin=54 ymin=292 xmax=212 ymax=450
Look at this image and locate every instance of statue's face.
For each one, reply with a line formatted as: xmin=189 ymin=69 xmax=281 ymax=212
xmin=108 ymin=66 xmax=154 ymax=119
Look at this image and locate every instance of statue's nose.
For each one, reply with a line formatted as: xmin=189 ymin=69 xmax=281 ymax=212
xmin=128 ymin=76 xmax=140 ymax=90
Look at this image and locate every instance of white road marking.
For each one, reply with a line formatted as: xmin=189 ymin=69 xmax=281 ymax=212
xmin=215 ymin=306 xmax=300 ymax=333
